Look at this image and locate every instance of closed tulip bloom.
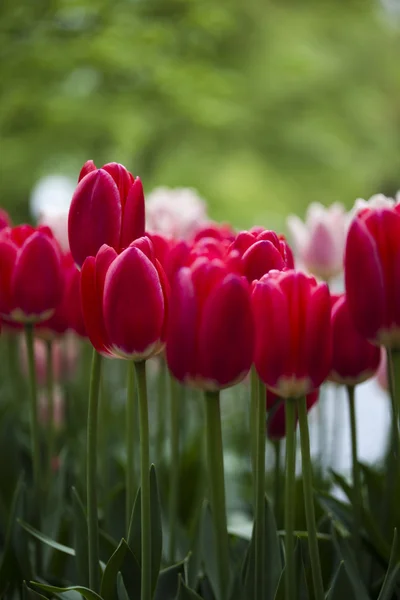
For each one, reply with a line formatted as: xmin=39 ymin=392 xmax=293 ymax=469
xmin=68 ymin=161 xmax=145 ymax=268
xmin=267 ymin=390 xmax=319 ymax=441
xmin=330 ymin=294 xmax=380 ymax=385
xmin=345 ymin=205 xmax=400 ymax=348
xmin=287 ymin=202 xmax=347 ymax=280
xmin=0 ymin=225 xmax=63 ymax=323
xmin=166 ymin=258 xmax=254 ymax=390
xmin=81 ymin=236 xmax=168 ymax=360
xmin=253 ymin=270 xmax=331 ymax=398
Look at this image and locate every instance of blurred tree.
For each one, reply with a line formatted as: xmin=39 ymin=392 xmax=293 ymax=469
xmin=0 ymin=0 xmax=399 ymax=227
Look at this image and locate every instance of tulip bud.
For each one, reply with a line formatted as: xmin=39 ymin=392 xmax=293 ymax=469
xmin=252 ymin=270 xmax=331 ymax=398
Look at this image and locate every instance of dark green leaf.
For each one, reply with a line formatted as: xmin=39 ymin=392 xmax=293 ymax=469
xmin=264 ymin=495 xmax=283 ymax=599
xmin=23 ymin=582 xmax=48 ymax=600
xmin=274 ymin=540 xmax=309 ymax=600
xmin=31 ymin=582 xmax=103 ymax=600
xmin=127 ymin=486 xmax=141 ymax=562
xmin=377 ymin=529 xmax=400 ymax=600
xmin=332 ymin=528 xmax=369 ymax=600
xmin=326 ymin=562 xmax=356 ymax=600
xmin=101 ymin=539 xmax=129 ymax=600
xmin=201 ymin=502 xmax=219 ymax=599
xmin=176 ymin=576 xmax=203 ymax=599
xmin=186 ymin=507 xmax=203 ymax=590
xmin=316 ymin=492 xmax=352 ymax=535
xmin=0 ymin=477 xmax=25 ymax=595
xmin=72 ymin=486 xmax=89 ymax=586
xmin=117 ymin=572 xmax=130 ymax=600
xmin=154 ymin=559 xmax=186 ymax=600
xmin=18 ymin=519 xmax=75 ymax=556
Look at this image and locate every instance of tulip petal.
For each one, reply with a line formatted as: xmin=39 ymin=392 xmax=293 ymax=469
xmin=303 ymin=283 xmax=332 ymax=388
xmin=0 ymin=239 xmax=17 ymax=315
xmin=102 ymin=162 xmax=134 ymax=206
xmin=80 ymin=254 xmax=112 ymax=355
xmin=78 ymin=160 xmax=97 ymax=182
xmin=68 ymin=169 xmax=121 ymax=267
xmin=242 ymin=240 xmax=285 ymax=282
xmin=120 ymin=178 xmax=145 ymax=249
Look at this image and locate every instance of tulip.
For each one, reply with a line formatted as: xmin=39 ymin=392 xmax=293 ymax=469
xmin=252 ymin=270 xmax=331 ymax=398
xmin=0 ymin=225 xmax=63 ymax=324
xmin=0 ymin=208 xmax=11 ymax=230
xmin=266 ymin=390 xmax=319 ymax=441
xmin=330 ymin=294 xmax=380 ymax=386
xmin=68 ymin=161 xmax=145 ymax=268
xmin=287 ymin=202 xmax=347 ymax=280
xmin=345 ymin=205 xmax=400 ymax=349
xmin=166 ymin=258 xmax=254 ymax=390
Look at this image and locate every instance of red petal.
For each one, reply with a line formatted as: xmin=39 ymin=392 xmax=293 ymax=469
xmin=303 ymin=283 xmax=332 ymax=388
xmin=78 ymin=160 xmax=97 ymax=182
xmin=102 ymin=162 xmax=134 ymax=205
xmin=0 ymin=239 xmax=17 ymax=315
xmin=80 ymin=255 xmax=111 ymax=355
xmin=119 ymin=177 xmax=145 ymax=249
xmin=242 ymin=240 xmax=285 ymax=282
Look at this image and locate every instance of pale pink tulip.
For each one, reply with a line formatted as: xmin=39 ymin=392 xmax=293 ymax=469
xmin=146 ymin=187 xmax=208 ymax=240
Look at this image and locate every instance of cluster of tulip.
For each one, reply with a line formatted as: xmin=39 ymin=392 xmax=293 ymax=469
xmin=0 ymin=162 xmax=399 ymax=600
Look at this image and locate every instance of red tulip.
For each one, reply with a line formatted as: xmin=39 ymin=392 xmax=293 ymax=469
xmin=252 ymin=270 xmax=331 ymax=398
xmin=267 ymin=390 xmax=319 ymax=441
xmin=80 ymin=236 xmax=168 ymax=360
xmin=166 ymin=258 xmax=255 ymax=390
xmin=330 ymin=294 xmax=380 ymax=385
xmin=230 ymin=229 xmax=294 ymax=282
xmin=345 ymin=205 xmax=400 ymax=348
xmin=0 ymin=225 xmax=63 ymax=324
xmin=68 ymin=161 xmax=145 ymax=268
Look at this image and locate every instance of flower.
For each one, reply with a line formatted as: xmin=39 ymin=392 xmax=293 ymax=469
xmin=166 ymin=258 xmax=254 ymax=390
xmin=146 ymin=187 xmax=208 ymax=240
xmin=287 ymin=202 xmax=347 ymax=280
xmin=329 ymin=294 xmax=380 ymax=385
xmin=0 ymin=209 xmax=12 ymax=230
xmin=344 ymin=204 xmax=400 ymax=348
xmin=252 ymin=270 xmax=332 ymax=398
xmin=0 ymin=225 xmax=63 ymax=324
xmin=80 ymin=236 xmax=168 ymax=360
xmin=68 ymin=161 xmax=145 ymax=268
xmin=266 ymin=390 xmax=319 ymax=441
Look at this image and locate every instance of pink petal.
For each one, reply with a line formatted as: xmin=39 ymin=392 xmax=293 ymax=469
xmin=119 ymin=178 xmax=145 ymax=250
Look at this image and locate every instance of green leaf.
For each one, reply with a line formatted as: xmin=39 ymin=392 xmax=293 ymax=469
xmin=0 ymin=477 xmax=25 ymax=595
xmin=332 ymin=528 xmax=370 ymax=600
xmin=186 ymin=508 xmax=203 ymax=590
xmin=23 ymin=582 xmax=48 ymax=600
xmin=116 ymin=572 xmax=130 ymax=600
xmin=72 ymin=486 xmax=89 ymax=586
xmin=326 ymin=562 xmax=356 ymax=600
xmin=176 ymin=576 xmax=203 ymax=599
xmin=316 ymin=492 xmax=352 ymax=535
xmin=101 ymin=539 xmax=129 ymax=600
xmin=201 ymin=501 xmax=219 ymax=599
xmin=274 ymin=540 xmax=309 ymax=600
xmin=127 ymin=466 xmax=163 ymax=596
xmin=31 ymin=582 xmax=103 ymax=600
xmin=18 ymin=519 xmax=75 ymax=556
xmin=377 ymin=529 xmax=400 ymax=600
xmin=154 ymin=559 xmax=186 ymax=600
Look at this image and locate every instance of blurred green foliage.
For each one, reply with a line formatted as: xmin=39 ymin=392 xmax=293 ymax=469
xmin=1 ymin=0 xmax=400 ymax=228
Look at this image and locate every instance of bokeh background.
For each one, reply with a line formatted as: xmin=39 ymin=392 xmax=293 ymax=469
xmin=1 ymin=0 xmax=400 ymax=228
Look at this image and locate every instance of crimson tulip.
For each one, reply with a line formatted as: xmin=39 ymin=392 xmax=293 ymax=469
xmin=0 ymin=225 xmax=63 ymax=324
xmin=345 ymin=205 xmax=400 ymax=348
xmin=267 ymin=389 xmax=319 ymax=440
xmin=252 ymin=270 xmax=331 ymax=398
xmin=330 ymin=294 xmax=380 ymax=385
xmin=166 ymin=258 xmax=254 ymax=390
xmin=80 ymin=236 xmax=168 ymax=360
xmin=68 ymin=161 xmax=145 ymax=268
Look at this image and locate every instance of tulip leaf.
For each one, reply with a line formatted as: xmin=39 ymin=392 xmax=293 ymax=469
xmin=201 ymin=501 xmax=220 ymax=599
xmin=23 ymin=582 xmax=48 ymax=600
xmin=30 ymin=583 xmax=103 ymax=600
xmin=116 ymin=572 xmax=130 ymax=600
xmin=332 ymin=527 xmax=370 ymax=600
xmin=377 ymin=529 xmax=400 ymax=600
xmin=176 ymin=576 xmax=203 ymax=599
xmin=154 ymin=558 xmax=186 ymax=600
xmin=316 ymin=491 xmax=352 ymax=535
xmin=273 ymin=540 xmax=309 ymax=600
xmin=325 ymin=562 xmax=356 ymax=600
xmin=186 ymin=506 xmax=203 ymax=590
xmin=18 ymin=519 xmax=76 ymax=556
xmin=0 ymin=476 xmax=25 ymax=595
xmin=71 ymin=486 xmax=89 ymax=586
xmin=101 ymin=538 xmax=129 ymax=600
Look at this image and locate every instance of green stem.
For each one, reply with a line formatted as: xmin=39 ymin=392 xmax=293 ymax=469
xmin=25 ymin=324 xmax=42 ymax=573
xmin=346 ymin=385 xmax=362 ymax=553
xmin=204 ymin=391 xmax=230 ymax=600
xmin=255 ymin=379 xmax=266 ymax=599
xmin=387 ymin=348 xmax=400 ymax=475
xmin=250 ymin=366 xmax=258 ymax=481
xmin=46 ymin=339 xmax=55 ymax=484
xmin=297 ymin=396 xmax=324 ymax=600
xmin=134 ymin=360 xmax=151 ymax=600
xmin=156 ymin=358 xmax=167 ymax=463
xmin=273 ymin=440 xmax=281 ymax=525
xmin=284 ymin=399 xmax=296 ymax=600
xmin=168 ymin=373 xmax=180 ymax=563
xmin=126 ymin=361 xmax=136 ymax=536
xmin=87 ymin=349 xmax=102 ymax=592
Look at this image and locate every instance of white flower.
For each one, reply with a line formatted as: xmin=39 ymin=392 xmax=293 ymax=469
xmin=145 ymin=187 xmax=208 ymax=240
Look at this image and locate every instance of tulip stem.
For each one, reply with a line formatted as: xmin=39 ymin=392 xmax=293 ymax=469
xmin=46 ymin=339 xmax=55 ymax=485
xmin=255 ymin=378 xmax=266 ymax=599
xmin=204 ymin=391 xmax=230 ymax=600
xmin=134 ymin=360 xmax=151 ymax=600
xmin=87 ymin=349 xmax=102 ymax=592
xmin=168 ymin=373 xmax=180 ymax=563
xmin=250 ymin=366 xmax=258 ymax=482
xmin=126 ymin=361 xmax=136 ymax=537
xmin=156 ymin=358 xmax=167 ymax=464
xmin=346 ymin=385 xmax=362 ymax=554
xmin=297 ymin=396 xmax=324 ymax=600
xmin=273 ymin=440 xmax=281 ymax=524
xmin=25 ymin=323 xmax=42 ymax=573
xmin=284 ymin=399 xmax=296 ymax=600
xmin=387 ymin=348 xmax=400 ymax=476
